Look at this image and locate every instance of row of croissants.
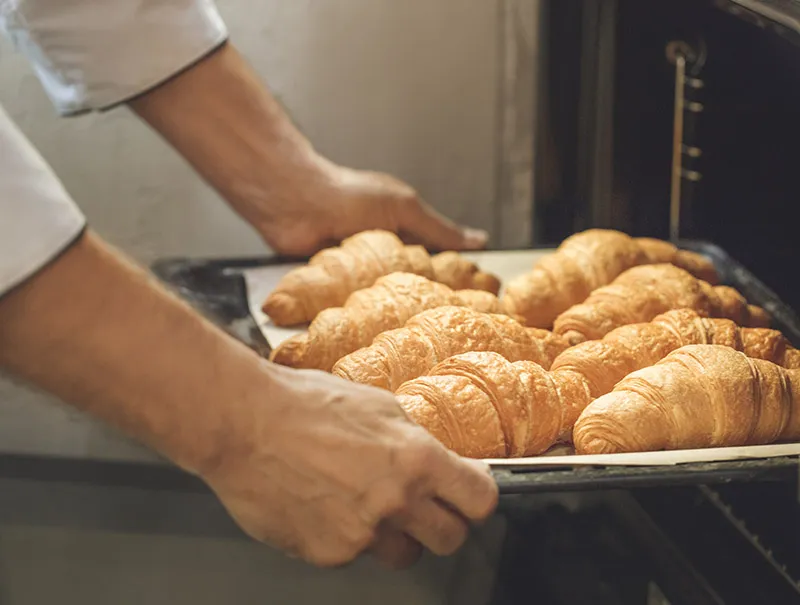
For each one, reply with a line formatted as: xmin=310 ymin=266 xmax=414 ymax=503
xmin=259 ymin=228 xmax=800 ymax=458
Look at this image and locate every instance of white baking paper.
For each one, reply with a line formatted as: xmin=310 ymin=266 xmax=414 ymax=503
xmin=239 ymin=250 xmax=800 ymax=468
xmin=239 ymin=250 xmax=549 ymax=348
xmin=484 ymin=443 xmax=800 ymax=468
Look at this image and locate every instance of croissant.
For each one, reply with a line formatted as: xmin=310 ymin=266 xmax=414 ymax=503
xmin=332 ymin=305 xmax=569 ymax=391
xmin=431 ymin=251 xmax=501 ymax=295
xmin=262 ymin=230 xmax=501 ymax=326
xmin=395 ymin=309 xmax=800 ymax=458
xmin=396 ymin=352 xmax=566 ymax=458
xmin=502 ymin=229 xmax=718 ymax=327
xmin=452 ymin=289 xmax=514 ymax=316
xmin=269 ymin=274 xmax=514 ymax=372
xmin=549 ymin=308 xmax=800 ymax=434
xmin=553 ymin=264 xmax=770 ymax=345
xmin=573 ymin=344 xmax=800 ymax=454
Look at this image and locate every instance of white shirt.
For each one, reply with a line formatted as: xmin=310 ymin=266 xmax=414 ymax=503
xmin=0 ymin=0 xmax=229 ymax=296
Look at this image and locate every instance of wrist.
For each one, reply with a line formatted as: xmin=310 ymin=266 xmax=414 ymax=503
xmin=195 ymin=360 xmax=294 ymax=482
xmin=129 ymin=43 xmax=338 ymax=237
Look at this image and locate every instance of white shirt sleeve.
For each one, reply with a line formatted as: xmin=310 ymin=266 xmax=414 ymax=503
xmin=0 ymin=104 xmax=86 ymax=297
xmin=0 ymin=0 xmax=229 ymax=116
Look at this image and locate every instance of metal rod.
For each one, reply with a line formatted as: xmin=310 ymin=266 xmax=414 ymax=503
xmin=670 ymin=54 xmax=687 ymax=242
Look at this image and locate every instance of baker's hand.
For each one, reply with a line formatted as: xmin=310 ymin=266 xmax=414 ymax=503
xmin=254 ymin=159 xmax=489 ymax=257
xmin=201 ymin=363 xmax=499 ymax=569
xmin=128 ymin=45 xmax=488 ymax=258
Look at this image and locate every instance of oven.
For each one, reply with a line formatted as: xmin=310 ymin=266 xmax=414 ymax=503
xmin=500 ymin=1 xmax=800 ymax=602
xmin=534 ymin=0 xmax=800 ymax=312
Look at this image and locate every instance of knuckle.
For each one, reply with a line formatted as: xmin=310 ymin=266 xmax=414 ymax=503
xmin=292 ymin=519 xmax=373 ymax=568
xmin=349 ymin=525 xmax=378 ymax=555
xmin=395 ymin=188 xmax=421 ymax=210
xmin=268 ymin=225 xmax=327 ymax=257
xmin=337 ymin=520 xmax=378 ymax=564
xmin=372 ymin=484 xmax=410 ymax=519
xmin=396 ymin=439 xmax=440 ymax=479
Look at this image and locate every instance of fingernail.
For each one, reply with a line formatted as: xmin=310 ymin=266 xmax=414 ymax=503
xmin=462 ymin=228 xmax=488 ymax=250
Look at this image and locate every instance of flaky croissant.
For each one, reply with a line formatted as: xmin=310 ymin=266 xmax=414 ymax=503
xmin=269 ymin=274 xmax=515 ymax=372
xmin=262 ymin=230 xmax=501 ymax=326
xmin=550 ymin=308 xmax=800 ymax=434
xmin=553 ymin=264 xmax=769 ymax=345
xmin=395 ymin=309 xmax=800 ymax=458
xmin=431 ymin=251 xmax=501 ymax=295
xmin=332 ymin=306 xmax=569 ymax=391
xmin=573 ymin=344 xmax=800 ymax=454
xmin=397 ymin=352 xmax=566 ymax=458
xmin=502 ymin=229 xmax=718 ymax=327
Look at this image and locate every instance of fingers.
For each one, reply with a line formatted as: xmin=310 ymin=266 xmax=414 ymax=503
xmin=396 ymin=499 xmax=470 ymax=556
xmin=369 ymin=526 xmax=423 ymax=569
xmin=430 ymin=452 xmax=499 ymax=522
xmin=397 ymin=196 xmax=488 ymax=252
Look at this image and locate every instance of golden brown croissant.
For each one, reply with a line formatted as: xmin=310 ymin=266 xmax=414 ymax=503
xmin=550 ymin=308 xmax=800 ymax=434
xmin=553 ymin=264 xmax=769 ymax=345
xmin=262 ymin=230 xmax=501 ymax=326
xmin=573 ymin=344 xmax=800 ymax=454
xmin=430 ymin=251 xmax=501 ymax=295
xmin=449 ymin=289 xmax=513 ymax=316
xmin=332 ymin=306 xmax=569 ymax=391
xmin=396 ymin=352 xmax=567 ymax=458
xmin=502 ymin=229 xmax=718 ymax=327
xmin=269 ymin=274 xmax=514 ymax=372
xmin=394 ymin=309 xmax=800 ymax=458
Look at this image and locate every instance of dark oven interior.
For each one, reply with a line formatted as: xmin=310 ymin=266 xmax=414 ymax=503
xmin=534 ymin=0 xmax=800 ymax=313
xmin=518 ymin=2 xmax=800 ymax=603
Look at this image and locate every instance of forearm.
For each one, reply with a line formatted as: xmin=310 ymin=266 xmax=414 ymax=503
xmin=129 ymin=43 xmax=332 ymax=236
xmin=127 ymin=40 xmax=484 ymax=255
xmin=0 ymin=231 xmax=274 ymax=475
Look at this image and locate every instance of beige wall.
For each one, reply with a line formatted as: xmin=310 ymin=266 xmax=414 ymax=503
xmin=0 ymin=0 xmax=502 ymax=262
xmin=0 ymin=1 xmax=538 ymax=602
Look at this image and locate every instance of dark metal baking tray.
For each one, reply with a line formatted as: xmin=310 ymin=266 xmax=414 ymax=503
xmin=715 ymin=0 xmax=800 ymax=47
xmin=149 ymin=240 xmax=800 ymax=496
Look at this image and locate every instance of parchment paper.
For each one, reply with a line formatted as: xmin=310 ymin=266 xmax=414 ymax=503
xmin=240 ymin=250 xmax=800 ymax=468
xmin=240 ymin=250 xmax=548 ymax=348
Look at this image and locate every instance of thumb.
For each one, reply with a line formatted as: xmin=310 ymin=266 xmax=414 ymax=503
xmin=398 ymin=197 xmax=488 ymax=252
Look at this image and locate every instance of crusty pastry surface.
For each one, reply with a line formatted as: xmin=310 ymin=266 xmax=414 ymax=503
xmin=502 ymin=229 xmax=719 ymax=327
xmin=552 ymin=264 xmax=769 ymax=345
xmin=574 ymin=344 xmax=800 ymax=454
xmin=262 ymin=230 xmax=501 ymax=326
xmin=393 ymin=309 xmax=800 ymax=458
xmin=333 ymin=305 xmax=568 ymax=391
xmin=270 ymin=274 xmax=516 ymax=372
